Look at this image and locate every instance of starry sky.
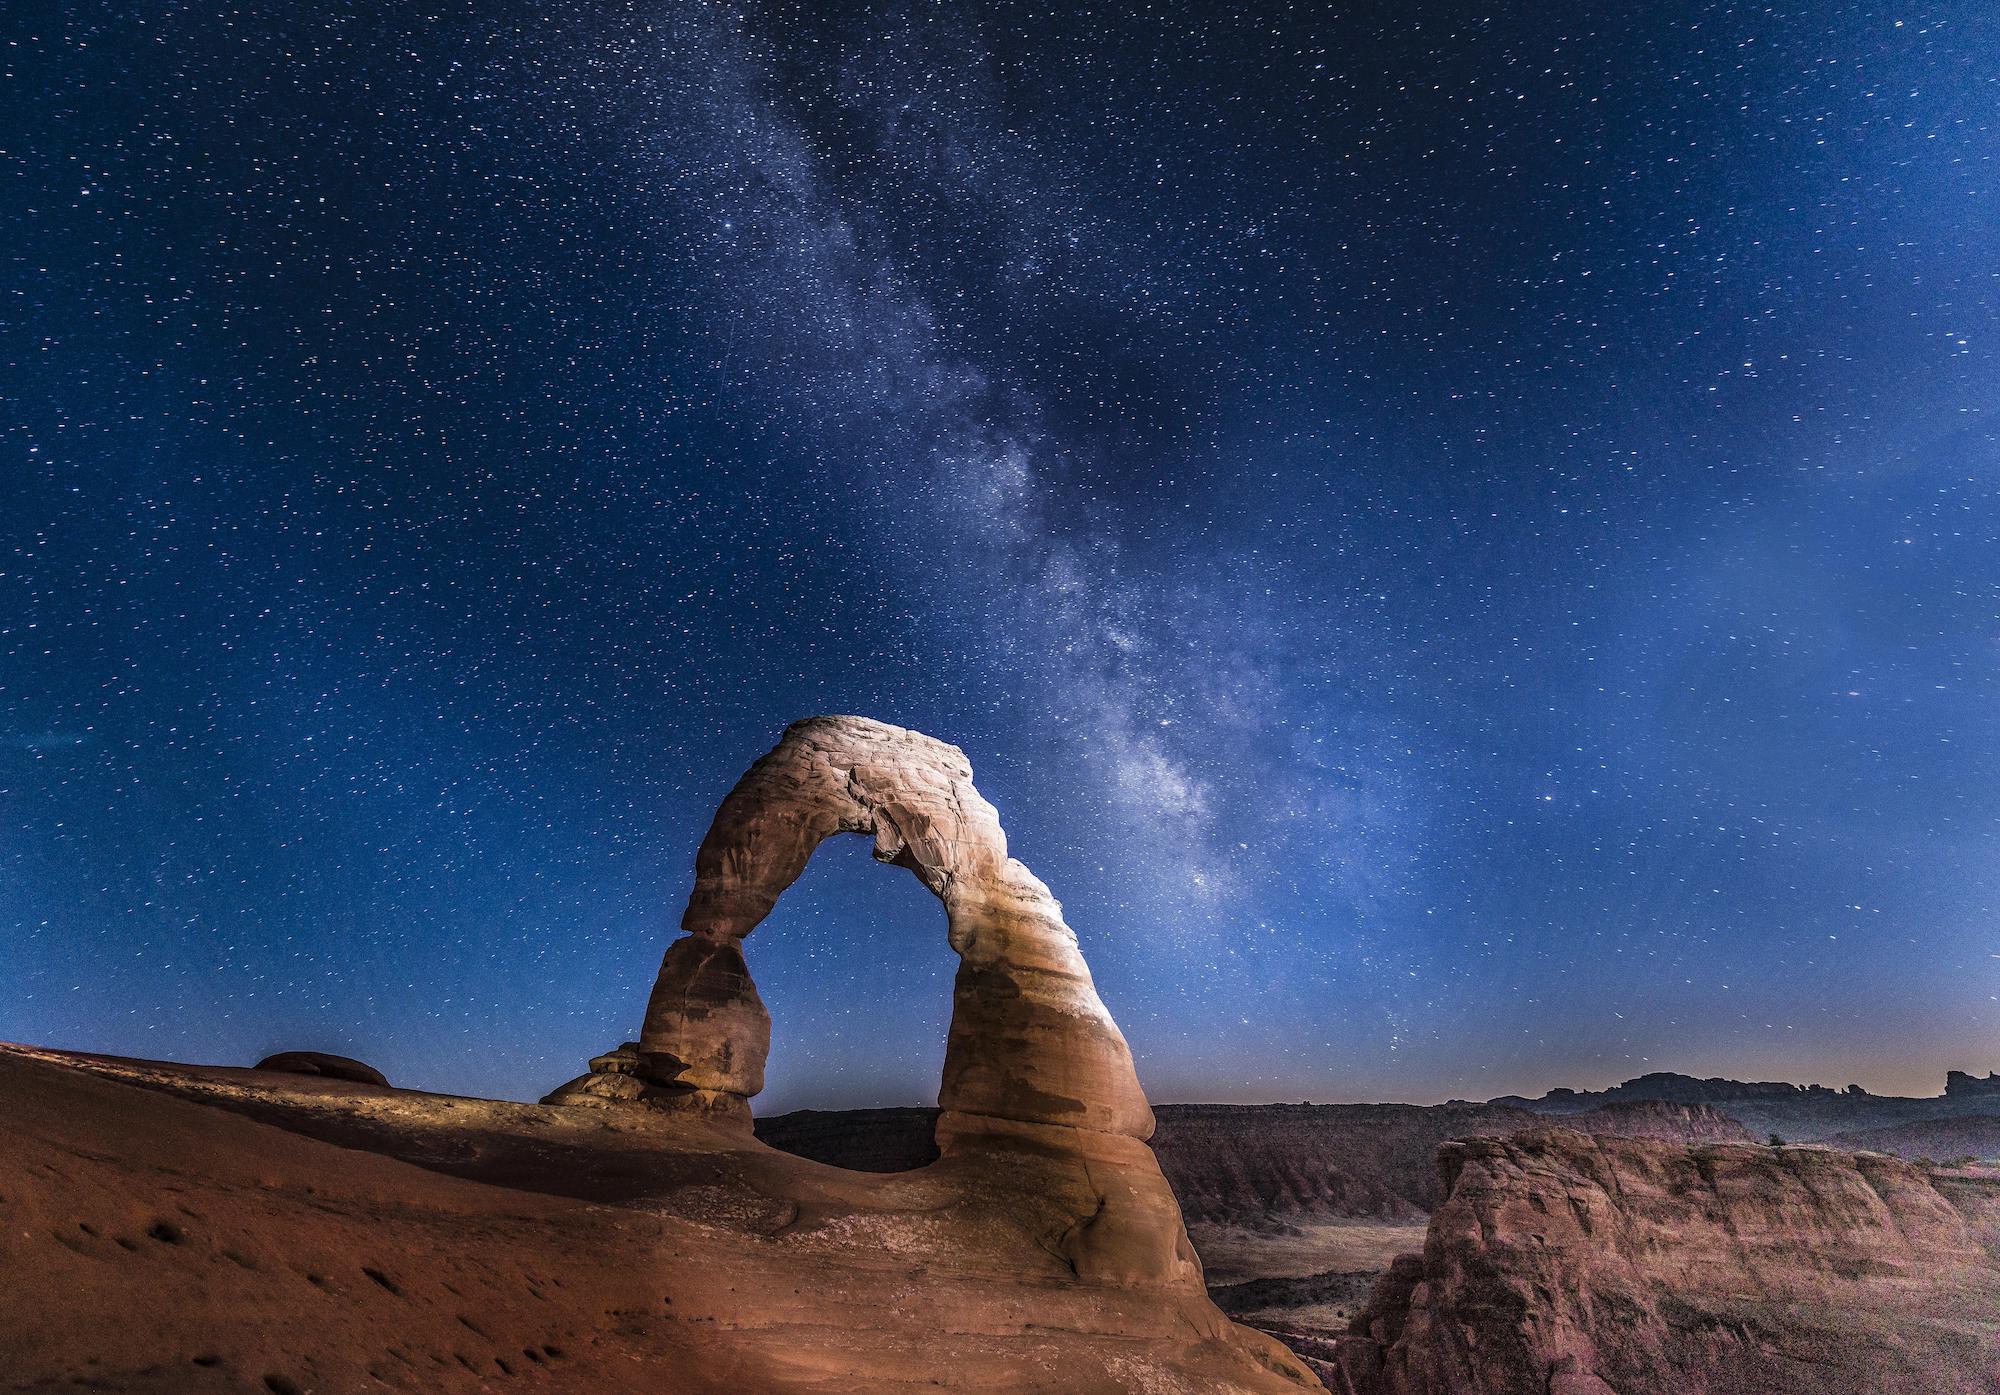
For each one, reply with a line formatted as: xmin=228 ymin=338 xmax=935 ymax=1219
xmin=6 ymin=1 xmax=1999 ymax=1110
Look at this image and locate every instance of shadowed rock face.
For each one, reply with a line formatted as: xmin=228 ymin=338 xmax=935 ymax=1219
xmin=547 ymin=715 xmax=1212 ymax=1294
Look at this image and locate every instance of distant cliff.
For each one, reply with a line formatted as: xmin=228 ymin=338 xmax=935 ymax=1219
xmin=759 ymin=1099 xmax=1750 ymax=1225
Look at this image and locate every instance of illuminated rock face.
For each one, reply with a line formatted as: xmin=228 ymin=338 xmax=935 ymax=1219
xmin=637 ymin=714 xmax=1154 ymax=1145
xmin=547 ymin=716 xmax=1202 ymax=1290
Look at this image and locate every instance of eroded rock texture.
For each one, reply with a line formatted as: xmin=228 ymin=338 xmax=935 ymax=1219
xmin=0 ymin=710 xmax=1323 ymax=1389
xmin=549 ymin=716 xmax=1230 ymax=1297
xmin=1332 ymin=1127 xmax=2000 ymax=1395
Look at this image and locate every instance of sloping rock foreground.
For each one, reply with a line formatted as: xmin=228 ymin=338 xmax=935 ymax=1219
xmin=1328 ymin=1127 xmax=2000 ymax=1395
xmin=0 ymin=1041 xmax=1316 ymax=1394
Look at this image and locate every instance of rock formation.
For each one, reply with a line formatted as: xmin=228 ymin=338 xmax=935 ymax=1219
xmin=537 ymin=1041 xmax=650 ymax=1106
xmin=1331 ymin=1127 xmax=2000 ymax=1395
xmin=1559 ymin=1098 xmax=1752 ymax=1146
xmin=253 ymin=1050 xmax=389 ymax=1087
xmin=1494 ymin=1069 xmax=2000 ymax=1142
xmin=1825 ymin=1113 xmax=2000 ymax=1161
xmin=632 ymin=716 xmax=1151 ymax=1135
xmin=552 ymin=715 xmax=1187 ymax=1288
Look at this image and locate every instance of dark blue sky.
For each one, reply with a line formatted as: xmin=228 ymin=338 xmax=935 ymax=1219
xmin=6 ymin=1 xmax=1998 ymax=1108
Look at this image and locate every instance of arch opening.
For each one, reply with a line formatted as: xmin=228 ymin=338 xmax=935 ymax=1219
xmin=748 ymin=832 xmax=950 ymax=1108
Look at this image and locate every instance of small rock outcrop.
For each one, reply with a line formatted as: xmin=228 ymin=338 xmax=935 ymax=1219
xmin=253 ymin=1051 xmax=388 ymax=1087
xmin=1946 ymin=1069 xmax=2000 ymax=1098
xmin=539 ymin=1042 xmax=649 ymax=1106
xmin=1332 ymin=1127 xmax=2000 ymax=1395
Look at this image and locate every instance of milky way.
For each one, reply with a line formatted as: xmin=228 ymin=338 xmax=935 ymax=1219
xmin=6 ymin=1 xmax=1999 ymax=1107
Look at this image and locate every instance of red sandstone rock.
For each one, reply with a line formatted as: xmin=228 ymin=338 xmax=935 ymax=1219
xmin=1334 ymin=1127 xmax=2000 ymax=1395
xmin=1 ymin=717 xmax=1317 ymax=1393
xmin=1565 ymin=1098 xmax=1752 ymax=1146
xmin=633 ymin=715 xmax=1155 ymax=1142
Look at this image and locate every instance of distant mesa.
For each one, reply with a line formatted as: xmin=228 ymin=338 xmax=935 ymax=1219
xmin=1494 ymin=1070 xmax=1865 ymax=1110
xmin=1489 ymin=1069 xmax=2000 ymax=1147
xmin=252 ymin=1050 xmax=389 ymax=1087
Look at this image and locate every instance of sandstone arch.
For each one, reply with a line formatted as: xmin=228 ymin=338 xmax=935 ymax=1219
xmin=636 ymin=715 xmax=1153 ymax=1147
xmin=546 ymin=715 xmax=1200 ymax=1289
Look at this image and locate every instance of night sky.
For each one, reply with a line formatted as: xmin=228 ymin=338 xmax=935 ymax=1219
xmin=7 ymin=2 xmax=1999 ymax=1110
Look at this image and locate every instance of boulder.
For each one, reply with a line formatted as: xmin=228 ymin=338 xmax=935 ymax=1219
xmin=253 ymin=1051 xmax=388 ymax=1087
xmin=541 ymin=1042 xmax=652 ymax=1107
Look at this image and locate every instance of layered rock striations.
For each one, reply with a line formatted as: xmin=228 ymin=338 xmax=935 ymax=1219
xmin=1333 ymin=1127 xmax=2000 ymax=1395
xmin=761 ymin=1099 xmax=1752 ymax=1226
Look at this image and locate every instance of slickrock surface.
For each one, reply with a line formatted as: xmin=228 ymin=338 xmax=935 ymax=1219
xmin=0 ymin=1044 xmax=1317 ymax=1394
xmin=1331 ymin=1127 xmax=2000 ymax=1395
